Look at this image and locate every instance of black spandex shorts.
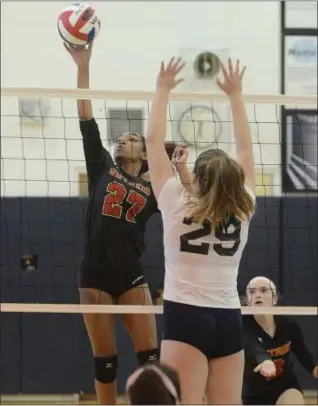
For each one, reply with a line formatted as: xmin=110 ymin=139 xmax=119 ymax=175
xmin=243 ymin=379 xmax=302 ymax=405
xmin=163 ymin=300 xmax=243 ymax=359
xmin=78 ymin=256 xmax=146 ymax=299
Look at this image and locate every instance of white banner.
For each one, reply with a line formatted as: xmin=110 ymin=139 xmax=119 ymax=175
xmin=285 ymin=1 xmax=318 ymax=29
xmin=284 ymin=36 xmax=317 ymax=96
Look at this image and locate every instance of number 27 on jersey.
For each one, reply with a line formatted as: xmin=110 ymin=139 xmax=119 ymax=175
xmin=102 ymin=181 xmax=146 ymax=223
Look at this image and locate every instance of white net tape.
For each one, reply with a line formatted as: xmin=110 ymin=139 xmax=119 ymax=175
xmin=1 ymin=304 xmax=317 ymax=315
xmin=2 ymin=87 xmax=317 ymax=103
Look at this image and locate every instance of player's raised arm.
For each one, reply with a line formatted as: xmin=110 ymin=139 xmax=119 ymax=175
xmin=172 ymin=146 xmax=195 ymax=194
xmin=146 ymin=58 xmax=185 ymax=199
xmin=64 ymin=42 xmax=112 ymax=184
xmin=217 ymin=59 xmax=255 ymax=189
xmin=64 ymin=42 xmax=94 ymax=120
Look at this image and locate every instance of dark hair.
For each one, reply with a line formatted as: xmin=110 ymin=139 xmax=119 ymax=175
xmin=127 ymin=365 xmax=180 ymax=405
xmin=187 ymin=148 xmax=254 ymax=227
xmin=137 ymin=133 xmax=148 ymax=174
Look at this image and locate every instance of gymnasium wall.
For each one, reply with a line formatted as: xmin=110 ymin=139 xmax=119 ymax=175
xmin=2 ymin=2 xmax=281 ymax=90
xmin=1 ymin=1 xmax=283 ymax=197
xmin=1 ymin=196 xmax=317 ymax=395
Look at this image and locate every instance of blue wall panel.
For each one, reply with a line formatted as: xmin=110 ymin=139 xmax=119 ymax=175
xmin=1 ymin=197 xmax=317 ymax=394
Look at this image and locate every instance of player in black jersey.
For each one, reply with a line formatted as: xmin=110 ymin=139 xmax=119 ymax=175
xmin=64 ymin=42 xmax=173 ymax=405
xmin=242 ymin=276 xmax=317 ymax=405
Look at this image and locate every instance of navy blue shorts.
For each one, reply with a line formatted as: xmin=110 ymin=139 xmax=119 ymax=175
xmin=78 ymin=256 xmax=146 ymax=300
xmin=163 ymin=300 xmax=243 ymax=359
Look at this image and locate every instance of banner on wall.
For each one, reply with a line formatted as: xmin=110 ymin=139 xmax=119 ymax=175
xmin=284 ymin=36 xmax=317 ymax=95
xmin=282 ymin=109 xmax=317 ymax=193
xmin=284 ymin=1 xmax=318 ymax=29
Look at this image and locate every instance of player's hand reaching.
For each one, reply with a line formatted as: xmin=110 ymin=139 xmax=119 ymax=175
xmin=313 ymin=366 xmax=318 ymax=378
xmin=172 ymin=146 xmax=188 ymax=167
xmin=216 ymin=58 xmax=246 ymax=97
xmin=64 ymin=42 xmax=93 ymax=67
xmin=254 ymin=360 xmax=276 ymax=378
xmin=157 ymin=57 xmax=185 ymax=92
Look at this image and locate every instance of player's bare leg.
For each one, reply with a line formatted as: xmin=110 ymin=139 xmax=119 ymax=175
xmin=119 ymin=283 xmax=158 ymax=358
xmin=161 ymin=340 xmax=209 ymax=404
xmin=205 ymin=349 xmax=244 ymax=405
xmin=79 ymin=288 xmax=117 ymax=405
xmin=276 ymin=388 xmax=305 ymax=405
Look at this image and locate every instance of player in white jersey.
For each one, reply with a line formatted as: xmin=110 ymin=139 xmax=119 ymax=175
xmin=145 ymin=57 xmax=256 ymax=404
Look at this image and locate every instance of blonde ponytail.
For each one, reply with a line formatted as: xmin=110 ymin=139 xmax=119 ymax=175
xmin=187 ymin=150 xmax=254 ymax=227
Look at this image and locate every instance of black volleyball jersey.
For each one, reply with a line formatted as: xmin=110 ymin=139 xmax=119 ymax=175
xmin=80 ymin=118 xmax=158 ymax=267
xmin=243 ymin=315 xmax=316 ymax=398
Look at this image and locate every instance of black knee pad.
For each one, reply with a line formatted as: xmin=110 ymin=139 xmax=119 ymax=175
xmin=136 ymin=348 xmax=160 ymax=365
xmin=94 ymin=355 xmax=118 ymax=383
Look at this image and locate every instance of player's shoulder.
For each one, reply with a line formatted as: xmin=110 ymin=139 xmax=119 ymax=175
xmin=137 ymin=172 xmax=156 ymax=197
xmin=135 ymin=172 xmax=159 ymax=212
xmin=162 ymin=176 xmax=184 ymax=197
xmin=158 ymin=176 xmax=185 ymax=214
xmin=276 ymin=315 xmax=293 ymax=324
xmin=242 ymin=315 xmax=257 ymax=330
xmin=140 ymin=171 xmax=151 ymax=183
xmin=276 ymin=315 xmax=298 ymax=330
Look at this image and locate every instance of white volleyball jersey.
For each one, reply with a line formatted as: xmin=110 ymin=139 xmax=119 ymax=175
xmin=158 ymin=176 xmax=255 ymax=309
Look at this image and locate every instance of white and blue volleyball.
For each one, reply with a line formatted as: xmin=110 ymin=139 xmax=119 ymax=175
xmin=58 ymin=3 xmax=101 ymax=46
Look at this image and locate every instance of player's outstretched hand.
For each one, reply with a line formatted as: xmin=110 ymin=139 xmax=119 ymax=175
xmin=253 ymin=360 xmax=276 ymax=378
xmin=216 ymin=58 xmax=246 ymax=97
xmin=157 ymin=57 xmax=185 ymax=92
xmin=172 ymin=146 xmax=188 ymax=167
xmin=313 ymin=365 xmax=318 ymax=378
xmin=64 ymin=41 xmax=93 ymax=67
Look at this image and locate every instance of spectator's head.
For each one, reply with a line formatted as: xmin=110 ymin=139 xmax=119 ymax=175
xmin=245 ymin=276 xmax=278 ymax=307
xmin=126 ymin=363 xmax=181 ymax=405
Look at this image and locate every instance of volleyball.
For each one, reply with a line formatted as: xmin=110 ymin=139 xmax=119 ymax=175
xmin=57 ymin=3 xmax=100 ymax=46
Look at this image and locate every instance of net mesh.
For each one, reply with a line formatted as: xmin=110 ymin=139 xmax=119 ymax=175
xmin=0 ymin=92 xmax=317 ymax=306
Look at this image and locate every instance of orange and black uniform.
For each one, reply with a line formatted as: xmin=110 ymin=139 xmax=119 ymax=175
xmin=243 ymin=315 xmax=316 ymax=405
xmin=78 ymin=119 xmax=158 ymax=298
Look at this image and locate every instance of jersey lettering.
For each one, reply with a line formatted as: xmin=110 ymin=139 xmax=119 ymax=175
xmin=180 ymin=215 xmax=241 ymax=256
xmin=102 ymin=181 xmax=146 ymax=223
xmin=102 ymin=181 xmax=126 ymax=219
xmin=126 ymin=190 xmax=147 ymax=222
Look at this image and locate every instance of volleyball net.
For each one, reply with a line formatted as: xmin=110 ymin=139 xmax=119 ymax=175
xmin=0 ymin=87 xmax=317 ymax=315
xmin=1 ymin=88 xmax=317 ymax=403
